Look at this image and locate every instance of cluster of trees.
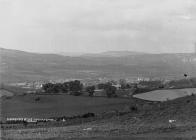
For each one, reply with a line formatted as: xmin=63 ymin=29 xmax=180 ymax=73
xmin=42 ymin=77 xmax=196 ymax=97
xmin=97 ymin=79 xmax=131 ymax=90
xmin=119 ymin=79 xmax=132 ymax=89
xmin=42 ymin=80 xmax=118 ymax=98
xmin=85 ymin=82 xmax=117 ymax=97
xmin=86 ymin=78 xmax=196 ymax=97
xmin=138 ymin=80 xmax=164 ymax=89
xmin=166 ymin=78 xmax=196 ymax=89
xmin=133 ymin=80 xmax=164 ymax=94
xmin=86 ymin=85 xmax=95 ymax=96
xmin=42 ymin=80 xmax=83 ymax=96
xmin=97 ymin=82 xmax=117 ymax=98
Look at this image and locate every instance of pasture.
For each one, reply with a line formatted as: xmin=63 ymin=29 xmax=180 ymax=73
xmin=0 ymin=89 xmax=14 ymax=98
xmin=133 ymin=88 xmax=196 ymax=101
xmin=0 ymin=94 xmax=130 ymax=120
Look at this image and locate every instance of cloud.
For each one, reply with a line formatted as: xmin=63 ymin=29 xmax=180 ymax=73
xmin=0 ymin=0 xmax=196 ymax=53
xmin=179 ymin=15 xmax=193 ymax=20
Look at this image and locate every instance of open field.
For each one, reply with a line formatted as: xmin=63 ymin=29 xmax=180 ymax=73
xmin=2 ymin=85 xmax=36 ymax=95
xmin=133 ymin=88 xmax=196 ymax=101
xmin=0 ymin=90 xmax=14 ymax=98
xmin=0 ymin=94 xmax=129 ymax=120
xmin=2 ymin=93 xmax=196 ymax=139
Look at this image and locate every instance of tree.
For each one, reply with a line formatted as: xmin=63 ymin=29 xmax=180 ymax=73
xmin=70 ymin=91 xmax=83 ymax=96
xmin=42 ymin=83 xmax=54 ymax=93
xmin=69 ymin=80 xmax=83 ymax=92
xmin=42 ymin=80 xmax=84 ymax=95
xmin=68 ymin=80 xmax=83 ymax=96
xmin=97 ymin=83 xmax=106 ymax=89
xmin=53 ymin=83 xmax=62 ymax=93
xmin=105 ymin=85 xmax=117 ymax=98
xmin=62 ymin=82 xmax=69 ymax=93
xmin=86 ymin=86 xmax=95 ymax=96
xmin=119 ymin=79 xmax=127 ymax=89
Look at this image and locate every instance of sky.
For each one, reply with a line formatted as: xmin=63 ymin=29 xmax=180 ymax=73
xmin=0 ymin=0 xmax=196 ymax=54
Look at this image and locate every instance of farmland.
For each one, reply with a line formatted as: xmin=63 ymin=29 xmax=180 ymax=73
xmin=0 ymin=94 xmax=130 ymax=121
xmin=0 ymin=90 xmax=14 ymax=98
xmin=2 ymin=94 xmax=196 ymax=140
xmin=133 ymin=88 xmax=196 ymax=101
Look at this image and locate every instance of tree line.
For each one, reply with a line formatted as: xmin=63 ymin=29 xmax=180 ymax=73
xmin=42 ymin=80 xmax=118 ymax=97
xmin=42 ymin=78 xmax=193 ymax=98
xmin=42 ymin=80 xmax=83 ymax=96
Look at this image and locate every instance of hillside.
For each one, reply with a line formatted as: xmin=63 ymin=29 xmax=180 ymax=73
xmin=1 ymin=48 xmax=196 ymax=83
xmin=81 ymin=51 xmax=146 ymax=57
xmin=2 ymin=95 xmax=196 ymax=139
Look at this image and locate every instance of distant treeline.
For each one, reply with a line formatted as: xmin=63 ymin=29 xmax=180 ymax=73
xmin=166 ymin=78 xmax=196 ymax=89
xmin=42 ymin=80 xmax=118 ymax=97
xmin=42 ymin=80 xmax=83 ymax=96
xmin=135 ymin=78 xmax=196 ymax=94
xmin=41 ymin=78 xmax=196 ymax=97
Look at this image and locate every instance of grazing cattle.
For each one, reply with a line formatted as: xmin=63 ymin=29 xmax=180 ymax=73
xmin=83 ymin=127 xmax=92 ymax=131
xmin=168 ymin=119 xmax=176 ymax=128
xmin=169 ymin=119 xmax=176 ymax=123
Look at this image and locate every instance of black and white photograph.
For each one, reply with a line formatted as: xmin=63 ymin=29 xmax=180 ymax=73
xmin=0 ymin=0 xmax=196 ymax=139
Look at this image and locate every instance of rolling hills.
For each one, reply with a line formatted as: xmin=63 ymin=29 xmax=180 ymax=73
xmin=1 ymin=47 xmax=196 ymax=83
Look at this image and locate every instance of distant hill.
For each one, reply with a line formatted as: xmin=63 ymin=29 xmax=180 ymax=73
xmin=1 ymin=47 xmax=196 ymax=83
xmin=82 ymin=51 xmax=146 ymax=57
xmin=57 ymin=51 xmax=146 ymax=57
xmin=57 ymin=52 xmax=85 ymax=57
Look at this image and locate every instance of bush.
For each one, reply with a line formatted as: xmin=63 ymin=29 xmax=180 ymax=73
xmin=130 ymin=105 xmax=138 ymax=112
xmin=35 ymin=97 xmax=40 ymax=101
xmin=86 ymin=86 xmax=95 ymax=96
xmin=105 ymin=85 xmax=117 ymax=98
xmin=82 ymin=113 xmax=95 ymax=118
xmin=134 ymin=87 xmax=154 ymax=94
xmin=42 ymin=80 xmax=83 ymax=94
xmin=5 ymin=96 xmax=12 ymax=100
xmin=70 ymin=91 xmax=83 ymax=96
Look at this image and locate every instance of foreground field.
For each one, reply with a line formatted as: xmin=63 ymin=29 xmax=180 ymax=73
xmin=0 ymin=94 xmax=129 ymax=120
xmin=134 ymin=88 xmax=196 ymax=101
xmin=1 ymin=94 xmax=196 ymax=139
xmin=2 ymin=121 xmax=196 ymax=140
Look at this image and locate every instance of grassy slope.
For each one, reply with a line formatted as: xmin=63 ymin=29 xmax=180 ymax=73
xmin=2 ymin=95 xmax=196 ymax=140
xmin=133 ymin=88 xmax=196 ymax=101
xmin=2 ymin=48 xmax=196 ymax=83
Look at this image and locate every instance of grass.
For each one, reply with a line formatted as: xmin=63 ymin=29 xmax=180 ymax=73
xmin=8 ymin=137 xmax=195 ymax=140
xmin=133 ymin=88 xmax=196 ymax=101
xmin=68 ymin=137 xmax=196 ymax=140
xmin=1 ymin=94 xmax=129 ymax=120
xmin=0 ymin=89 xmax=14 ymax=98
xmin=2 ymin=85 xmax=35 ymax=95
xmin=2 ymin=94 xmax=196 ymax=139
